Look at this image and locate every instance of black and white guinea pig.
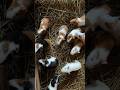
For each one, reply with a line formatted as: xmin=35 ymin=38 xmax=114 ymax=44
xmin=35 ymin=38 xmax=49 ymax=59
xmin=47 ymin=75 xmax=60 ymax=90
xmin=39 ymin=56 xmax=58 ymax=68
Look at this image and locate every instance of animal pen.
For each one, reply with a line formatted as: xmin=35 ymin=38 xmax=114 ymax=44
xmin=0 ymin=0 xmax=120 ymax=90
xmin=35 ymin=0 xmax=85 ymax=90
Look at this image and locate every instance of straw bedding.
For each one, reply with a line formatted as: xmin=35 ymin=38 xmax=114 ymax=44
xmin=35 ymin=0 xmax=85 ymax=90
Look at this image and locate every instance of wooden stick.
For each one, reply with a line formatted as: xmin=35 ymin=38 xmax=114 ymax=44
xmin=35 ymin=63 xmax=40 ymax=90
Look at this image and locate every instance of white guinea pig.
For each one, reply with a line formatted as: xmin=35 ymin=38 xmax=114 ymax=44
xmin=70 ymin=40 xmax=84 ymax=55
xmin=86 ymin=47 xmax=110 ymax=69
xmin=37 ymin=17 xmax=50 ymax=34
xmin=56 ymin=25 xmax=68 ymax=45
xmin=67 ymin=28 xmax=85 ymax=43
xmin=61 ymin=60 xmax=81 ymax=74
xmin=86 ymin=80 xmax=110 ymax=90
xmin=70 ymin=44 xmax=81 ymax=55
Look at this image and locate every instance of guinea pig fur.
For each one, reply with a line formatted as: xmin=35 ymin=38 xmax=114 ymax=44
xmin=70 ymin=14 xmax=85 ymax=27
xmin=47 ymin=75 xmax=60 ymax=90
xmin=35 ymin=38 xmax=49 ymax=59
xmin=6 ymin=0 xmax=32 ymax=19
xmin=86 ymin=80 xmax=110 ymax=90
xmin=0 ymin=41 xmax=19 ymax=64
xmin=56 ymin=25 xmax=68 ymax=45
xmin=86 ymin=30 xmax=114 ymax=69
xmin=35 ymin=43 xmax=43 ymax=53
xmin=70 ymin=43 xmax=82 ymax=55
xmin=37 ymin=17 xmax=50 ymax=35
xmin=86 ymin=5 xmax=111 ymax=31
xmin=67 ymin=28 xmax=85 ymax=43
xmin=61 ymin=60 xmax=81 ymax=74
xmin=86 ymin=47 xmax=111 ymax=69
xmin=39 ymin=56 xmax=58 ymax=68
xmin=86 ymin=4 xmax=119 ymax=32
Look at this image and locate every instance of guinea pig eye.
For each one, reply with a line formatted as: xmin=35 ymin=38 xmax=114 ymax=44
xmin=67 ymin=66 xmax=69 ymax=70
xmin=44 ymin=61 xmax=48 ymax=64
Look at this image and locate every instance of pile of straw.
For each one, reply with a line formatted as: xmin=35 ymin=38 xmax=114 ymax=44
xmin=35 ymin=0 xmax=85 ymax=90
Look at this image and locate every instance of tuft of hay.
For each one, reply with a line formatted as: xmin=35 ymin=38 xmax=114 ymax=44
xmin=35 ymin=0 xmax=85 ymax=90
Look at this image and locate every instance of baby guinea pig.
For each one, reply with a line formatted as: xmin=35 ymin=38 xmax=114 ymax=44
xmin=39 ymin=56 xmax=58 ymax=68
xmin=61 ymin=60 xmax=81 ymax=74
xmin=47 ymin=75 xmax=60 ymax=90
xmin=56 ymin=25 xmax=68 ymax=45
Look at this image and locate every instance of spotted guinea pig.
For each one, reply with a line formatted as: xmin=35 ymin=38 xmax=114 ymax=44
xmin=39 ymin=56 xmax=58 ymax=68
xmin=47 ymin=75 xmax=60 ymax=90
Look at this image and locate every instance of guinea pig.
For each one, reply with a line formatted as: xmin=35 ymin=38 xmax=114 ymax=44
xmin=35 ymin=38 xmax=49 ymax=59
xmin=67 ymin=28 xmax=85 ymax=43
xmin=86 ymin=30 xmax=114 ymax=69
xmin=37 ymin=17 xmax=50 ymax=36
xmin=47 ymin=75 xmax=60 ymax=90
xmin=86 ymin=4 xmax=111 ymax=31
xmin=86 ymin=80 xmax=110 ymax=90
xmin=6 ymin=0 xmax=32 ymax=19
xmin=0 ymin=41 xmax=19 ymax=64
xmin=86 ymin=4 xmax=119 ymax=32
xmin=39 ymin=56 xmax=58 ymax=68
xmin=56 ymin=25 xmax=68 ymax=45
xmin=70 ymin=14 xmax=85 ymax=27
xmin=70 ymin=42 xmax=83 ymax=55
xmin=61 ymin=60 xmax=81 ymax=74
xmin=86 ymin=47 xmax=111 ymax=69
xmin=70 ymin=35 xmax=85 ymax=55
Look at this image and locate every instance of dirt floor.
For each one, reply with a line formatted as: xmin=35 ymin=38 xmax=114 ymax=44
xmin=35 ymin=0 xmax=85 ymax=90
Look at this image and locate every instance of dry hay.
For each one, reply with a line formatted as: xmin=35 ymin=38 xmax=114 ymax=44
xmin=35 ymin=0 xmax=85 ymax=90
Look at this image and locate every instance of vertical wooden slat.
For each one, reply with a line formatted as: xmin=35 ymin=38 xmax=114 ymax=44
xmin=35 ymin=64 xmax=40 ymax=90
